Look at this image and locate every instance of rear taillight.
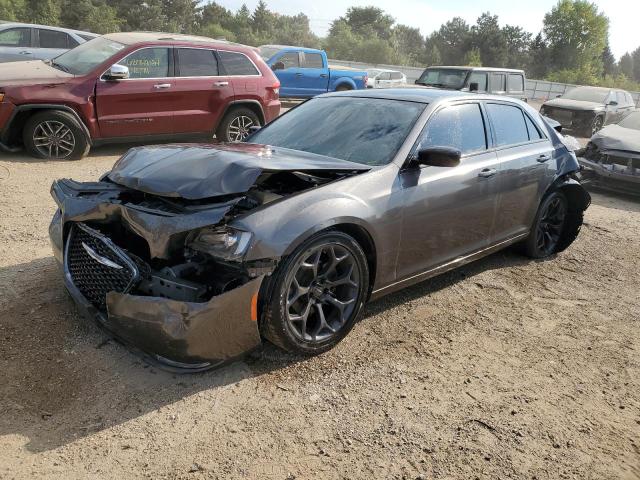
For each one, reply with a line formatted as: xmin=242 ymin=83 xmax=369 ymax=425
xmin=364 ymin=75 xmax=368 ymax=86
xmin=266 ymin=81 xmax=280 ymax=98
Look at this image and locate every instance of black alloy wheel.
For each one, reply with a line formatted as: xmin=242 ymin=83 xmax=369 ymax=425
xmin=524 ymin=191 xmax=568 ymax=258
xmin=261 ymin=231 xmax=369 ymax=354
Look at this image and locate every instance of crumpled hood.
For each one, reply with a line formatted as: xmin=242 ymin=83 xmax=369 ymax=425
xmin=591 ymin=125 xmax=640 ymax=153
xmin=543 ymin=98 xmax=604 ymax=111
xmin=108 ymin=143 xmax=371 ymax=199
xmin=0 ymin=60 xmax=73 ymax=86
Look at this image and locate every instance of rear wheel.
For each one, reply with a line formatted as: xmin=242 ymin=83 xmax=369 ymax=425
xmin=523 ymin=191 xmax=568 ymax=258
xmin=261 ymin=231 xmax=369 ymax=354
xmin=335 ymin=84 xmax=352 ymax=92
xmin=23 ymin=110 xmax=89 ymax=160
xmin=216 ymin=107 xmax=261 ymax=143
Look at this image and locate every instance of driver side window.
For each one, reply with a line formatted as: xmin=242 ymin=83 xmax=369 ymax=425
xmin=276 ymin=52 xmax=299 ymax=70
xmin=419 ymin=103 xmax=487 ymax=156
xmin=120 ymin=48 xmax=170 ymax=79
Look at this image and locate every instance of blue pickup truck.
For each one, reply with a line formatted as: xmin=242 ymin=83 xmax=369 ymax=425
xmin=258 ymin=45 xmax=367 ymax=98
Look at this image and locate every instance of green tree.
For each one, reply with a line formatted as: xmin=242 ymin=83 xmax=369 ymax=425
xmin=601 ymin=42 xmax=616 ymax=77
xmin=23 ymin=0 xmax=59 ymax=25
xmin=423 ymin=39 xmax=442 ymax=66
xmin=619 ymin=52 xmax=634 ymax=79
xmin=463 ymin=47 xmax=482 ymax=66
xmin=0 ymin=0 xmax=25 ymax=21
xmin=431 ymin=17 xmax=470 ymax=65
xmin=162 ymin=0 xmax=200 ymax=33
xmin=502 ymin=25 xmax=531 ymax=68
xmin=528 ymin=33 xmax=549 ymax=79
xmin=543 ymin=0 xmax=608 ymax=76
xmin=342 ymin=6 xmax=394 ymax=40
xmin=632 ymin=47 xmax=640 ymax=82
xmin=470 ymin=12 xmax=507 ymax=66
xmin=392 ymin=24 xmax=424 ymax=65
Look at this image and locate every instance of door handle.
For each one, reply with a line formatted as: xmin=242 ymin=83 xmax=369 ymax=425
xmin=320 ymin=74 xmax=328 ymax=78
xmin=153 ymin=83 xmax=172 ymax=89
xmin=537 ymin=154 xmax=551 ymax=163
xmin=478 ymin=168 xmax=497 ymax=178
xmin=19 ymin=51 xmax=32 ymax=55
xmin=213 ymin=81 xmax=229 ymax=87
xmin=295 ymin=73 xmax=303 ymax=77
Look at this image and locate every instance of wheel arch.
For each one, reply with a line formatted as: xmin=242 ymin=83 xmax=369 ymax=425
xmin=219 ymin=100 xmax=266 ymax=128
xmin=1 ymin=104 xmax=91 ymax=147
xmin=543 ymin=175 xmax=591 ymax=253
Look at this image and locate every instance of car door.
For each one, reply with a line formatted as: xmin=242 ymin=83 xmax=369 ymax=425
xmin=485 ymin=102 xmax=555 ymax=242
xmin=95 ymin=47 xmax=179 ymax=138
xmin=0 ymin=27 xmax=34 ymax=62
xmin=271 ymin=51 xmax=302 ymax=97
xmin=376 ymin=72 xmax=392 ymax=88
xmin=172 ymin=47 xmax=233 ymax=135
xmin=35 ymin=28 xmax=76 ymax=61
xmin=396 ymin=102 xmax=500 ymax=280
xmin=389 ymin=71 xmax=403 ymax=87
xmin=298 ymin=52 xmax=329 ymax=96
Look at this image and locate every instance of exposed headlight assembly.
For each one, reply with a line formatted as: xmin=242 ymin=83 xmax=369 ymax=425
xmin=189 ymin=227 xmax=253 ymax=261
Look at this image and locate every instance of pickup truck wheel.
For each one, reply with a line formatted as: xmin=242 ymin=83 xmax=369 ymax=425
xmin=23 ymin=111 xmax=89 ymax=160
xmin=335 ymin=84 xmax=352 ymax=91
xmin=216 ymin=108 xmax=261 ymax=143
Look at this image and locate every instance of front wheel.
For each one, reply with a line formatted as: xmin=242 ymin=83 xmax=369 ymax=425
xmin=23 ymin=110 xmax=90 ymax=160
xmin=215 ymin=107 xmax=260 ymax=143
xmin=260 ymin=231 xmax=369 ymax=355
xmin=523 ymin=191 xmax=568 ymax=258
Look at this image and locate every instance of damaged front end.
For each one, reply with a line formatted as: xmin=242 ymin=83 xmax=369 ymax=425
xmin=579 ymin=142 xmax=640 ymax=195
xmin=49 ymin=144 xmax=368 ymax=371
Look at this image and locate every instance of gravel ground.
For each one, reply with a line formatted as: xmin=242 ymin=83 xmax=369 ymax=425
xmin=0 ymin=142 xmax=639 ymax=480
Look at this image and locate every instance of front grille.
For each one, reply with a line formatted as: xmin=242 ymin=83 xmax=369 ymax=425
xmin=65 ymin=223 xmax=139 ymax=310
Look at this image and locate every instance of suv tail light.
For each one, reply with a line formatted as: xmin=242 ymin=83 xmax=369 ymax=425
xmin=266 ymin=81 xmax=280 ymax=99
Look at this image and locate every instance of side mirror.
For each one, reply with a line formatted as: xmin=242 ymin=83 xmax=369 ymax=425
xmin=417 ymin=146 xmax=461 ymax=167
xmin=469 ymin=82 xmax=479 ymax=92
xmin=106 ymin=64 xmax=129 ymax=80
xmin=271 ymin=61 xmax=285 ymax=71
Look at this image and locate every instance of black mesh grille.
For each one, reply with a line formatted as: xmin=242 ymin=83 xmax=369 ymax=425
xmin=66 ymin=224 xmax=138 ymax=310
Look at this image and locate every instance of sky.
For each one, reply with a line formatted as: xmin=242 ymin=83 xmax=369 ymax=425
xmin=216 ymin=0 xmax=638 ymax=59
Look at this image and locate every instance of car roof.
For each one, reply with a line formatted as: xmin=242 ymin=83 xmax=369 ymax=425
xmin=425 ymin=65 xmax=525 ymax=74
xmin=102 ymin=31 xmax=242 ymax=47
xmin=0 ymin=22 xmax=96 ymax=37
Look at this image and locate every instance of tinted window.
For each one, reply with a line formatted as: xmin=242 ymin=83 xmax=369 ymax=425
xmin=487 ymin=103 xmax=529 ymax=146
xmin=178 ymin=48 xmax=218 ymax=76
xmin=38 ymin=29 xmax=68 ymax=49
xmin=489 ymin=73 xmax=505 ymax=92
xmin=378 ymin=72 xmax=391 ymax=80
xmin=468 ymin=72 xmax=487 ymax=92
xmin=303 ymin=53 xmax=323 ymax=69
xmin=219 ymin=51 xmax=259 ymax=75
xmin=420 ymin=103 xmax=487 ymax=155
xmin=276 ymin=52 xmax=299 ymax=69
xmin=417 ymin=68 xmax=469 ymax=89
xmin=0 ymin=28 xmax=31 ymax=47
xmin=524 ymin=114 xmax=543 ymax=140
xmin=507 ymin=74 xmax=524 ymax=92
xmin=121 ymin=48 xmax=169 ymax=78
xmin=249 ymin=97 xmax=425 ymax=166
xmin=68 ymin=35 xmax=79 ymax=48
xmin=391 ymin=72 xmax=403 ymax=80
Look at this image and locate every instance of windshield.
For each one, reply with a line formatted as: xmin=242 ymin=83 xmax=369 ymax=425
xmin=258 ymin=46 xmax=280 ymax=61
xmin=618 ymin=111 xmax=640 ymax=130
xmin=52 ymin=37 xmax=125 ymax=75
xmin=562 ymin=87 xmax=608 ymax=103
xmin=249 ymin=97 xmax=425 ymax=166
xmin=417 ymin=68 xmax=469 ymax=89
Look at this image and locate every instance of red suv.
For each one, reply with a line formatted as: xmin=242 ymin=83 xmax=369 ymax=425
xmin=0 ymin=32 xmax=281 ymax=159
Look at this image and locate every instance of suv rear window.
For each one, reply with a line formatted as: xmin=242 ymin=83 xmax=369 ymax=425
xmin=178 ymin=48 xmax=218 ymax=77
xmin=218 ymin=51 xmax=259 ymax=76
xmin=0 ymin=28 xmax=31 ymax=47
xmin=507 ymin=74 xmax=524 ymax=93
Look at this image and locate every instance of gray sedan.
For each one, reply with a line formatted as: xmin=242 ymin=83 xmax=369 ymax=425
xmin=0 ymin=22 xmax=96 ymax=63
xmin=49 ymin=88 xmax=590 ymax=371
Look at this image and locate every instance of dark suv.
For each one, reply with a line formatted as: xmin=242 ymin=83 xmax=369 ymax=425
xmin=415 ymin=66 xmax=527 ymax=101
xmin=0 ymin=33 xmax=281 ymax=159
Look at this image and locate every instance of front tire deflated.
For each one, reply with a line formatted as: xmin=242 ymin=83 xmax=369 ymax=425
xmin=260 ymin=231 xmax=369 ymax=355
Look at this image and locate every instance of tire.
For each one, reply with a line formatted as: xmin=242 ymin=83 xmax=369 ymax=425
xmin=23 ymin=110 xmax=90 ymax=160
xmin=335 ymin=84 xmax=352 ymax=92
xmin=215 ymin=107 xmax=261 ymax=143
xmin=523 ymin=191 xmax=569 ymax=258
xmin=260 ymin=231 xmax=369 ymax=355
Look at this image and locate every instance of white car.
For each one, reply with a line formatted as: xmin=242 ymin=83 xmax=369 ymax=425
xmin=366 ymin=69 xmax=407 ymax=88
xmin=0 ymin=22 xmax=97 ymax=63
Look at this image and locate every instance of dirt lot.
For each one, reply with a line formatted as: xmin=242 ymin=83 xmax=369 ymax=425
xmin=0 ymin=144 xmax=639 ymax=480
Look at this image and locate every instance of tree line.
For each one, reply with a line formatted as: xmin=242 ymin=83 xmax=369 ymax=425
xmin=1 ymin=0 xmax=639 ymax=89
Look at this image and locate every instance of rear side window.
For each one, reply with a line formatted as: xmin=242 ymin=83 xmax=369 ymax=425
xmin=489 ymin=73 xmax=505 ymax=93
xmin=68 ymin=35 xmax=79 ymax=48
xmin=391 ymin=72 xmax=403 ymax=80
xmin=303 ymin=53 xmax=323 ymax=69
xmin=219 ymin=51 xmax=259 ymax=76
xmin=468 ymin=72 xmax=487 ymax=92
xmin=524 ymin=115 xmax=544 ymax=140
xmin=38 ymin=29 xmax=69 ymax=49
xmin=508 ymin=74 xmax=524 ymax=93
xmin=0 ymin=28 xmax=31 ymax=47
xmin=121 ymin=48 xmax=170 ymax=78
xmin=486 ymin=103 xmax=530 ymax=146
xmin=178 ymin=48 xmax=218 ymax=76
xmin=379 ymin=72 xmax=391 ymax=80
xmin=421 ymin=103 xmax=487 ymax=155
